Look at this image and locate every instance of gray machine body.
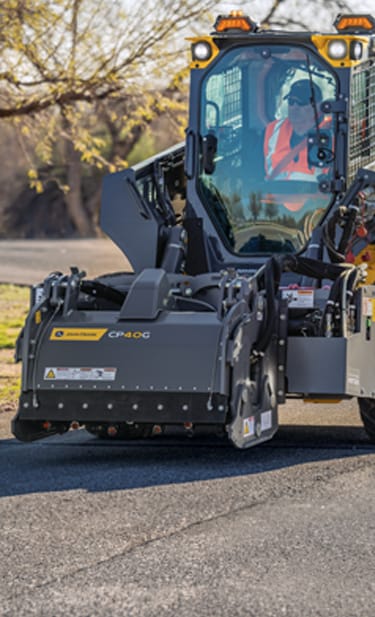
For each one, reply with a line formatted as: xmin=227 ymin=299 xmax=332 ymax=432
xmin=12 ymin=150 xmax=375 ymax=448
xmin=287 ymin=286 xmax=375 ymax=398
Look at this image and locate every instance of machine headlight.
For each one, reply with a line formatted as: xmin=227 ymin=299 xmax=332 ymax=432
xmin=327 ymin=39 xmax=348 ymax=59
xmin=350 ymin=41 xmax=363 ymax=60
xmin=192 ymin=41 xmax=212 ymax=62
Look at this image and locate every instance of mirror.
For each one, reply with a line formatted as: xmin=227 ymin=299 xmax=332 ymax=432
xmin=202 ymin=132 xmax=218 ymax=174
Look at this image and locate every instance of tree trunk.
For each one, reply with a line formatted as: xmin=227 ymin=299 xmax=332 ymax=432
xmin=65 ymin=138 xmax=93 ymax=236
xmin=86 ymin=186 xmax=102 ymax=234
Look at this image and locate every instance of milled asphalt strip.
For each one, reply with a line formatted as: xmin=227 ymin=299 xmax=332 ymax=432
xmin=6 ymin=455 xmax=374 ymax=597
xmin=3 ymin=435 xmax=374 ymax=451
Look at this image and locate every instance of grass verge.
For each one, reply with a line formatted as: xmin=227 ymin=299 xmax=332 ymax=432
xmin=0 ymin=284 xmax=29 ymax=414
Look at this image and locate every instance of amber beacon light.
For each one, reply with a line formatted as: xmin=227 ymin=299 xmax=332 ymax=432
xmin=334 ymin=14 xmax=375 ymax=33
xmin=214 ymin=11 xmax=258 ymax=33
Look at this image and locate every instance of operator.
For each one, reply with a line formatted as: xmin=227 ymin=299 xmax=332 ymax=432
xmin=264 ymin=79 xmax=325 ymax=185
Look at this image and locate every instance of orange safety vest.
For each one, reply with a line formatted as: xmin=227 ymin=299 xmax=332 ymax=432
xmin=264 ymin=117 xmax=331 ymax=212
xmin=264 ymin=117 xmax=319 ymax=181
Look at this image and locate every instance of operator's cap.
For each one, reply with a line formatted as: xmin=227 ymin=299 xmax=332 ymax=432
xmin=284 ymin=79 xmax=322 ymax=105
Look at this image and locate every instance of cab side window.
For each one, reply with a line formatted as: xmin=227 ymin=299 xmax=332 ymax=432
xmin=349 ymin=62 xmax=375 ymax=182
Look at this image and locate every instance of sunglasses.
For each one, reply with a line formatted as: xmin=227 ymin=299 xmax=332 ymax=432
xmin=288 ymin=98 xmax=309 ymax=107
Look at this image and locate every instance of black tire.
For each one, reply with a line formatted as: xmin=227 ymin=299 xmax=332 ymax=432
xmin=358 ymin=398 xmax=375 ymax=443
xmin=86 ymin=423 xmax=153 ymax=440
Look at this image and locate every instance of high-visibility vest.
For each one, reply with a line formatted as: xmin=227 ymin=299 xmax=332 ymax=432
xmin=264 ymin=117 xmax=321 ymax=181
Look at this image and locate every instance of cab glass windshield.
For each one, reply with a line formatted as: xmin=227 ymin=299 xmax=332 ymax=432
xmin=198 ymin=45 xmax=337 ymax=255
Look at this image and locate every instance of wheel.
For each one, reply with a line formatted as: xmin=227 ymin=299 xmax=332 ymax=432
xmin=85 ymin=423 xmax=153 ymax=440
xmin=358 ymin=398 xmax=375 ymax=443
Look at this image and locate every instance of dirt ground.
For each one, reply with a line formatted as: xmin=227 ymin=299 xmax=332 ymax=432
xmin=0 ymin=349 xmax=18 ymax=439
xmin=0 ymin=411 xmax=14 ymax=439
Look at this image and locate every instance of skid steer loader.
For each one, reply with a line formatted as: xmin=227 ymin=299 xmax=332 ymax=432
xmin=12 ymin=12 xmax=375 ymax=448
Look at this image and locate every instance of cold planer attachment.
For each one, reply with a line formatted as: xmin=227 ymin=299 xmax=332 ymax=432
xmin=13 ymin=219 xmax=375 ymax=448
xmin=13 ymin=263 xmax=285 ymax=448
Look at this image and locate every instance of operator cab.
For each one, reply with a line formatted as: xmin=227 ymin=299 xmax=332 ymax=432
xmin=184 ymin=12 xmax=375 ymax=269
xmin=198 ymin=44 xmax=336 ymax=255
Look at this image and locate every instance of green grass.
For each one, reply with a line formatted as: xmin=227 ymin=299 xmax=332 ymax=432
xmin=0 ymin=377 xmax=20 ymax=404
xmin=0 ymin=285 xmax=29 ymax=349
xmin=0 ymin=285 xmax=29 ymax=412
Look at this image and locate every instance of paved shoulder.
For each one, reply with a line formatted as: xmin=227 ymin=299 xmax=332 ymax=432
xmin=0 ymin=239 xmax=131 ymax=285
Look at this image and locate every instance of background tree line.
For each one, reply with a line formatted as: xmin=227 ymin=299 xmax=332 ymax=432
xmin=0 ymin=0 xmax=369 ymax=237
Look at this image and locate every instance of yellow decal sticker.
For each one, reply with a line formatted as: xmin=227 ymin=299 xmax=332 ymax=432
xmin=45 ymin=369 xmax=56 ymax=379
xmin=243 ymin=416 xmax=255 ymax=437
xmin=50 ymin=328 xmax=108 ymax=341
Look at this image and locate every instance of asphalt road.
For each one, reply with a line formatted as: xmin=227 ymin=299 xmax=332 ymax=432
xmin=1 ymin=421 xmax=375 ymax=617
xmin=1 ymin=240 xmax=375 ymax=615
xmin=0 ymin=239 xmax=131 ymax=285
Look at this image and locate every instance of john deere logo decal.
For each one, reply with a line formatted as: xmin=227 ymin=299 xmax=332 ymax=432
xmin=50 ymin=328 xmax=108 ymax=341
